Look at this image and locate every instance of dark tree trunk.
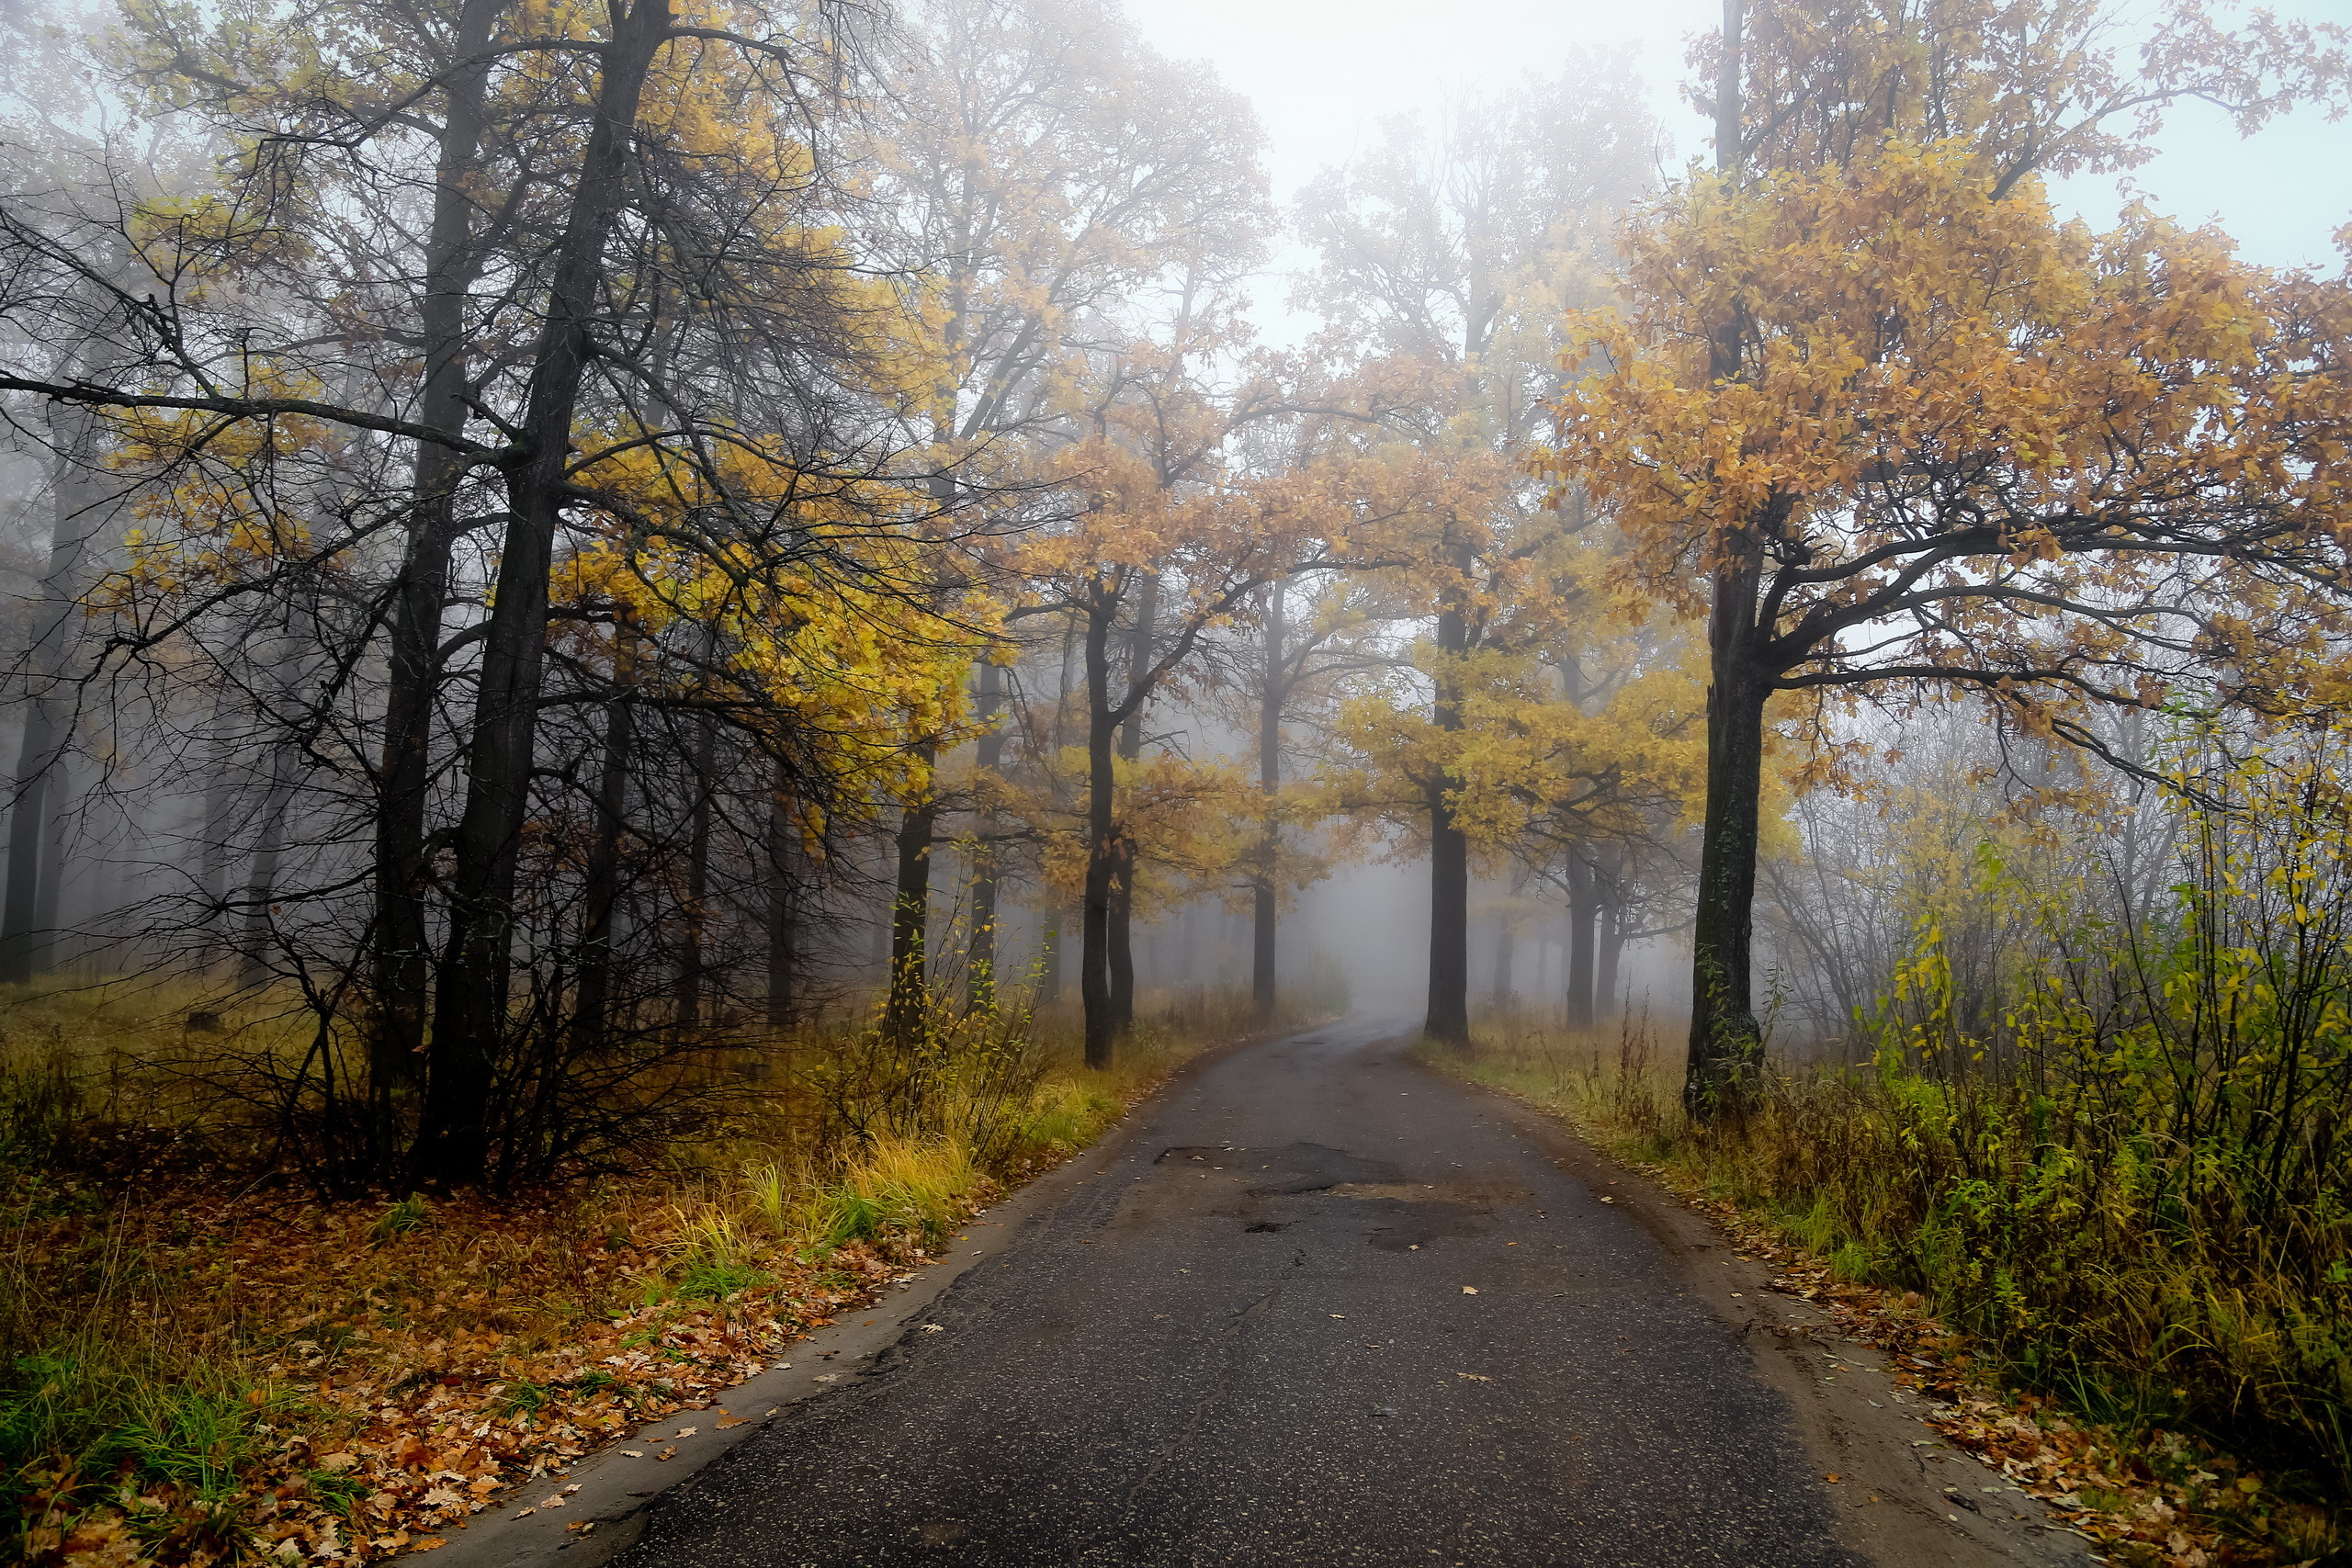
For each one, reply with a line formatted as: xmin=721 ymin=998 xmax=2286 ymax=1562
xmin=0 ymin=420 xmax=108 ymax=986
xmin=1683 ymin=10 xmax=1765 ymax=1114
xmin=571 ymin=625 xmax=635 ymax=1053
xmin=237 ymin=747 xmax=301 ymax=989
xmin=883 ymin=742 xmax=936 ymax=1046
xmin=676 ymin=710 xmax=719 ymax=1032
xmin=1080 ymin=598 xmax=1118 ymax=1068
xmin=765 ymin=764 xmax=797 ymax=1031
xmin=1686 ymin=561 xmax=1770 ymax=1112
xmin=1252 ymin=581 xmax=1283 ymax=1022
xmin=1595 ymin=851 xmax=1625 ymax=1023
xmin=1427 ymin=787 xmax=1469 ymax=1045
xmin=1423 ymin=604 xmax=1470 ymax=1046
xmin=1566 ymin=852 xmax=1598 ymax=1031
xmin=967 ymin=658 xmax=1004 ymax=1012
xmin=373 ymin=0 xmax=510 ymax=1094
xmin=418 ymin=0 xmax=673 ymax=1188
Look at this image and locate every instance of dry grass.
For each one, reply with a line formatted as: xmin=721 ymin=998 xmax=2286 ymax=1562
xmin=0 ymin=982 xmax=1295 ymax=1565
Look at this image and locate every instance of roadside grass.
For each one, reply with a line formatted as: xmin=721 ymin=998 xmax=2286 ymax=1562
xmin=1432 ymin=1014 xmax=2351 ymax=1568
xmin=1 ymin=981 xmax=1303 ymax=1565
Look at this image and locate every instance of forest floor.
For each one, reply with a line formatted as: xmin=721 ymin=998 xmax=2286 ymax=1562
xmin=0 ymin=987 xmax=1279 ymax=1567
xmin=1431 ymin=1021 xmax=2349 ymax=1568
xmin=578 ymin=1014 xmax=2075 ymax=1568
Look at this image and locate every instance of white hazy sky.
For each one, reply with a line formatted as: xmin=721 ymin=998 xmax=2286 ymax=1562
xmin=1125 ymin=0 xmax=2352 ymax=328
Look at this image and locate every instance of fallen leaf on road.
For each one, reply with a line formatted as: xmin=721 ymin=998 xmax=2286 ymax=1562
xmin=1329 ymin=1314 xmax=1347 ymax=1319
xmin=620 ymin=1450 xmax=644 ymax=1458
xmin=1461 ymin=1286 xmax=1479 ymax=1295
xmin=716 ymin=1412 xmax=750 ymax=1429
xmin=1455 ymin=1372 xmax=1491 ymax=1382
xmin=1826 ymin=1473 xmax=1842 ymax=1483
xmin=922 ymin=1324 xmax=944 ymax=1333
xmin=673 ymin=1427 xmax=697 ymax=1438
xmin=514 ymin=1510 xmax=535 ymax=1519
xmin=655 ymin=1448 xmax=677 ymax=1461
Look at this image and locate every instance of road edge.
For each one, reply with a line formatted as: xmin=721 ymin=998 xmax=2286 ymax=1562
xmin=1410 ymin=1049 xmax=2094 ymax=1568
xmin=425 ymin=1021 xmax=1292 ymax=1567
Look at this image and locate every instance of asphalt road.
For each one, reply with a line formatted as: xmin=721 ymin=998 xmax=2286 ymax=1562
xmin=611 ymin=1015 xmax=1927 ymax=1566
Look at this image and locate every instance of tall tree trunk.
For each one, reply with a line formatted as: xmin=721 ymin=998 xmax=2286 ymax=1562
xmin=1252 ymin=581 xmax=1283 ymax=1022
xmin=883 ymin=742 xmax=936 ymax=1046
xmin=765 ymin=763 xmax=797 ymax=1031
xmin=0 ymin=421 xmax=107 ymax=986
xmin=237 ymin=748 xmax=301 ymax=989
xmin=373 ymin=0 xmax=511 ymax=1093
xmin=418 ymin=0 xmax=673 ymax=1187
xmin=571 ymin=623 xmax=636 ymax=1053
xmin=1687 ymin=578 xmax=1769 ymax=1111
xmin=1566 ymin=852 xmax=1598 ymax=1031
xmin=1109 ymin=573 xmax=1156 ymax=1033
xmin=676 ymin=709 xmax=719 ymax=1032
xmin=1424 ymin=604 xmax=1470 ymax=1046
xmin=1427 ymin=787 xmax=1469 ymax=1044
xmin=1595 ymin=851 xmax=1625 ymax=1024
xmin=966 ymin=659 xmax=1004 ymax=1012
xmin=1080 ymin=599 xmax=1118 ymax=1068
xmin=1683 ymin=2 xmax=1764 ymax=1113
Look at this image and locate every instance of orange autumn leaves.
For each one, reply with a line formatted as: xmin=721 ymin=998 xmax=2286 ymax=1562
xmin=1542 ymin=138 xmax=2352 ymax=726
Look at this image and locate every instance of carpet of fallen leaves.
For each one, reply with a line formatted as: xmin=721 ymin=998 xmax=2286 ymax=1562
xmin=1625 ymin=1161 xmax=2336 ymax=1568
xmin=10 ymin=1177 xmax=995 ymax=1567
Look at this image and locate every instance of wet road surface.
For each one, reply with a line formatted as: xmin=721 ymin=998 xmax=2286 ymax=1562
xmin=616 ymin=1017 xmax=1872 ymax=1566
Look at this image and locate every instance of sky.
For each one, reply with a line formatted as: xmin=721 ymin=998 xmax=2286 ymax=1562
xmin=1124 ymin=0 xmax=2352 ymax=336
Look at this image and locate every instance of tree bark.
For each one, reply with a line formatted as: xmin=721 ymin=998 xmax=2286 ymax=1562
xmin=417 ymin=0 xmax=674 ymax=1187
xmin=1686 ymin=564 xmax=1770 ymax=1111
xmin=373 ymin=0 xmax=511 ymax=1094
xmin=0 ymin=418 xmax=109 ymax=986
xmin=1595 ymin=851 xmax=1624 ymax=1025
xmin=571 ymin=622 xmax=636 ymax=1053
xmin=883 ymin=742 xmax=936 ymax=1046
xmin=236 ymin=747 xmax=301 ymax=990
xmin=1423 ymin=604 xmax=1471 ymax=1046
xmin=1683 ymin=2 xmax=1764 ymax=1114
xmin=1566 ymin=852 xmax=1598 ymax=1031
xmin=765 ymin=764 xmax=797 ymax=1031
xmin=1080 ymin=596 xmax=1118 ymax=1067
xmin=676 ymin=706 xmax=719 ymax=1032
xmin=1252 ymin=581 xmax=1283 ymax=1022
